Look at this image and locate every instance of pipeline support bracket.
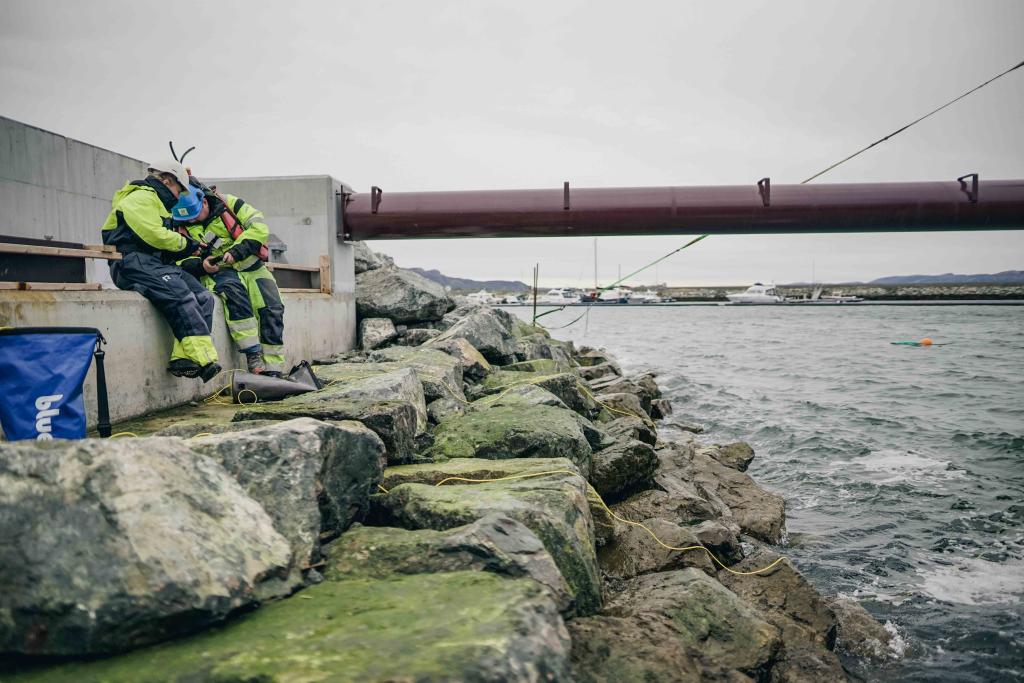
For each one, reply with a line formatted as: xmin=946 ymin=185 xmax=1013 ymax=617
xmin=757 ymin=177 xmax=771 ymax=207
xmin=371 ymin=186 xmax=383 ymax=214
xmin=563 ymin=181 xmax=570 ymax=211
xmin=957 ymin=173 xmax=979 ymax=203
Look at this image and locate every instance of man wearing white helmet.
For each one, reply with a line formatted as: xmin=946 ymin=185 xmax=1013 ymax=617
xmin=100 ymin=160 xmax=221 ymax=382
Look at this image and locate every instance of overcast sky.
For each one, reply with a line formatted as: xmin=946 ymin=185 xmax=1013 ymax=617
xmin=2 ymin=0 xmax=1021 ymax=286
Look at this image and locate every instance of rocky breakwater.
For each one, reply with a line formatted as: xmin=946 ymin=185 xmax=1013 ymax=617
xmin=2 ymin=247 xmax=898 ymax=681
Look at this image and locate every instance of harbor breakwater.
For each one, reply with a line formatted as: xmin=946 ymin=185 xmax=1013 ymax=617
xmin=0 ymin=245 xmax=899 ymax=681
xmin=664 ymin=283 xmax=1024 ymax=301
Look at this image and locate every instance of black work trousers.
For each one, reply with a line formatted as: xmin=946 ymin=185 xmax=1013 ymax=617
xmin=110 ymin=252 xmax=215 ymax=341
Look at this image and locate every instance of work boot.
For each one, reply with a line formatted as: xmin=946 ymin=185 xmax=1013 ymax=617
xmin=246 ymin=351 xmax=266 ymax=374
xmin=167 ymin=359 xmax=202 ymax=378
xmin=199 ymin=362 xmax=223 ymax=384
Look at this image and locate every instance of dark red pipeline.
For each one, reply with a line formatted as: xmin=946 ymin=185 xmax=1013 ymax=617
xmin=340 ymin=176 xmax=1024 ymax=240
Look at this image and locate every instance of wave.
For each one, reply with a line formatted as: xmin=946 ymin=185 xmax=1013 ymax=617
xmin=918 ymin=557 xmax=1024 ymax=606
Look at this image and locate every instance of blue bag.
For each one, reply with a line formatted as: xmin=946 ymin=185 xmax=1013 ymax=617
xmin=0 ymin=327 xmax=111 ymax=441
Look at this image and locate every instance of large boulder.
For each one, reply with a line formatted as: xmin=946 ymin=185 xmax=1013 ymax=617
xmin=372 ymin=465 xmax=602 ymax=616
xmin=358 ymin=317 xmax=398 ymax=350
xmin=0 ymin=438 xmax=292 ymax=656
xmin=352 ymin=240 xmax=386 ymax=273
xmin=312 ymin=366 xmax=427 ymax=433
xmin=707 ymin=441 xmax=756 ymax=472
xmin=661 ymin=444 xmax=786 ymax=543
xmin=611 ymin=488 xmax=727 ymax=528
xmin=355 ymin=266 xmax=453 ymax=323
xmin=189 ymin=419 xmax=385 ymax=572
xmin=326 ymin=515 xmax=573 ymax=613
xmin=14 ymin=572 xmax=570 ymax=682
xmin=827 ymin=596 xmax=901 ymax=662
xmin=397 ymin=327 xmax=441 ymax=346
xmin=431 ymin=307 xmax=518 ymax=365
xmin=600 ymin=414 xmax=658 ymax=447
xmin=369 ymin=346 xmax=465 ymax=403
xmin=594 ymin=392 xmax=650 ymax=424
xmin=589 ymin=438 xmax=658 ymax=503
xmin=482 ymin=383 xmax=569 ymax=410
xmin=425 ymin=403 xmax=593 ymax=475
xmin=472 ymin=370 xmax=599 ymax=419
xmin=718 ymin=550 xmax=838 ymax=651
xmin=569 ymin=569 xmax=781 ymax=681
xmin=234 ymin=393 xmax=418 ymax=465
xmin=427 ymin=336 xmax=493 ymax=381
xmin=597 ymin=517 xmax=715 ymax=579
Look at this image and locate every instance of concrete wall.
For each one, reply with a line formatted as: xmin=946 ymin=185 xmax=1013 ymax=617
xmin=0 ymin=117 xmax=358 ymax=431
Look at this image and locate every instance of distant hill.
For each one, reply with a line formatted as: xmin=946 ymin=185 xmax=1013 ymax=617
xmin=867 ymin=271 xmax=1024 ymax=285
xmin=409 ymin=268 xmax=531 ymax=293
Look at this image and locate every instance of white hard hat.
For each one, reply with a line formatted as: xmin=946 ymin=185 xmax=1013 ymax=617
xmin=146 ymin=159 xmax=191 ymax=189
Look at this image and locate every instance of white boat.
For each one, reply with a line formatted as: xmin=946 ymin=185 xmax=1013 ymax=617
xmin=466 ymin=289 xmax=500 ymax=305
xmin=628 ymin=289 xmax=664 ymax=304
xmin=537 ymin=288 xmax=581 ymax=305
xmin=726 ymin=283 xmax=786 ymax=304
xmin=597 ymin=287 xmax=631 ymax=304
xmin=818 ymin=291 xmax=864 ymax=303
xmin=499 ymin=294 xmax=525 ymax=305
xmin=786 ymin=285 xmax=864 ymax=304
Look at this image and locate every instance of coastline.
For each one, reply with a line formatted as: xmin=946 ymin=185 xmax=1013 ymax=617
xmin=1 ymin=253 xmax=899 ymax=681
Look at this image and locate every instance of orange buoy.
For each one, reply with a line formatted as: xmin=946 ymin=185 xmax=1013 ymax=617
xmin=919 ymin=338 xmax=933 ymax=346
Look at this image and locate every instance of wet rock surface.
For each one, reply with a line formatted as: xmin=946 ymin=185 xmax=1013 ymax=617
xmin=6 ymin=265 xmax=867 ymax=680
xmin=358 ymin=317 xmax=397 ymax=350
xmin=0 ymin=438 xmax=292 ymax=656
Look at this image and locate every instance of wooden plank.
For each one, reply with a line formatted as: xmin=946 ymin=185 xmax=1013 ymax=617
xmin=278 ymin=288 xmax=322 ymax=294
xmin=0 ymin=282 xmax=103 ymax=291
xmin=0 ymin=243 xmax=121 ymax=260
xmin=319 ymin=255 xmax=332 ymax=294
xmin=266 ymin=262 xmax=319 ymax=273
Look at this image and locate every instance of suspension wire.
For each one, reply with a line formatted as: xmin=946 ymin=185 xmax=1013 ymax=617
xmin=801 ymin=57 xmax=1024 ymax=184
xmin=535 ymin=57 xmax=1024 ymax=331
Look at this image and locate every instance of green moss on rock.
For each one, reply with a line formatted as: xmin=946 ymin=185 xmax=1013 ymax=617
xmin=8 ymin=573 xmax=570 ymax=683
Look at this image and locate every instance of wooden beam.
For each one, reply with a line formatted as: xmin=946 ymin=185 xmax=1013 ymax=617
xmin=0 ymin=243 xmax=122 ymax=260
xmin=266 ymin=262 xmax=320 ymax=273
xmin=278 ymin=287 xmax=323 ymax=294
xmin=0 ymin=282 xmax=103 ymax=291
xmin=319 ymin=255 xmax=332 ymax=294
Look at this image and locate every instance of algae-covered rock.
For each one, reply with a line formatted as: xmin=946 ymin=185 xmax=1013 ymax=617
xmin=594 ymin=391 xmax=649 ymax=422
xmin=359 ymin=317 xmax=398 ymax=350
xmin=9 ymin=572 xmax=570 ymax=682
xmin=718 ymin=550 xmax=838 ymax=651
xmin=770 ymin=643 xmax=847 ymax=682
xmin=597 ymin=517 xmax=714 ymax=579
xmin=369 ymin=345 xmax=465 ymax=403
xmin=381 ymin=455 xmax=586 ymax=491
xmin=589 ymin=438 xmax=658 ymax=503
xmin=426 ymin=403 xmax=593 ymax=474
xmin=570 ymin=569 xmax=781 ymax=681
xmin=398 ymin=327 xmax=441 ymax=345
xmin=189 ymin=418 xmax=385 ymax=569
xmin=427 ymin=336 xmax=493 ymax=380
xmin=153 ymin=419 xmax=279 ymax=438
xmin=426 ymin=396 xmax=466 ymax=424
xmin=471 ymin=370 xmax=599 ymax=419
xmin=313 ymin=366 xmax=428 ymax=433
xmin=355 ymin=265 xmax=453 ymax=323
xmin=373 ymin=470 xmax=602 ymax=615
xmin=501 ymin=358 xmax=561 ymax=374
xmin=480 ymin=383 xmax=569 ymax=410
xmin=233 ymin=391 xmax=418 ymax=465
xmin=0 ymin=438 xmax=291 ymax=656
xmin=326 ymin=516 xmax=573 ymax=612
xmin=579 ymin=361 xmax=620 ymax=382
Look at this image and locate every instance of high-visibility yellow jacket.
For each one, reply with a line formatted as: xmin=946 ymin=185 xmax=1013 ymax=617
xmin=179 ymin=193 xmax=269 ymax=272
xmin=100 ymin=179 xmax=195 ymax=257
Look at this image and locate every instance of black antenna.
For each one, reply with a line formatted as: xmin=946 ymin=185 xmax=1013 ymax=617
xmin=168 ymin=141 xmax=196 ymax=163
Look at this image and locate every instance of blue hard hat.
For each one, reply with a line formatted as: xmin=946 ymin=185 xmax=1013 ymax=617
xmin=171 ymin=185 xmax=205 ymax=221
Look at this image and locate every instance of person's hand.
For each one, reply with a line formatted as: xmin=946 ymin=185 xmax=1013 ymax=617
xmin=221 ymin=251 xmax=236 ymax=265
xmin=203 ymin=256 xmax=220 ymax=274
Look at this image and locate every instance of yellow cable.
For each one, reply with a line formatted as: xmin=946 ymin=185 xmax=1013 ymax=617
xmin=377 ymin=483 xmax=390 ymax=494
xmin=427 ymin=469 xmax=785 ymax=576
xmin=190 ymin=432 xmax=214 ymax=439
xmin=110 ymin=432 xmax=138 ymax=438
xmin=237 ymin=389 xmax=259 ymax=405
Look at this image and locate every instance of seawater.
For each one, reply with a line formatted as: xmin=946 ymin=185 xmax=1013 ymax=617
xmin=512 ymin=304 xmax=1024 ymax=682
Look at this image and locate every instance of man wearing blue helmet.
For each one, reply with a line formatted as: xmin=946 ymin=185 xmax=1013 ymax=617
xmin=176 ymin=182 xmax=285 ymax=376
xmin=100 ymin=160 xmax=221 ymax=382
